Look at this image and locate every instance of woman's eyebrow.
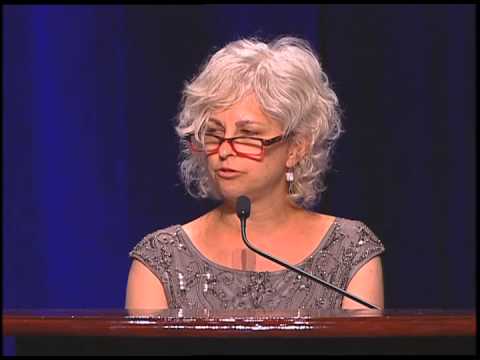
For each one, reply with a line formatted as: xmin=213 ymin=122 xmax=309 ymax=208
xmin=208 ymin=118 xmax=264 ymax=129
xmin=235 ymin=119 xmax=262 ymax=128
xmin=208 ymin=118 xmax=223 ymax=127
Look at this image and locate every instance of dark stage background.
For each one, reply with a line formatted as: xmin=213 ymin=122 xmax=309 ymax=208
xmin=3 ymin=4 xmax=476 ymax=355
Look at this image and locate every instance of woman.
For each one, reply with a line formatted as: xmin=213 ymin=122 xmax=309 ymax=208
xmin=125 ymin=36 xmax=385 ymax=311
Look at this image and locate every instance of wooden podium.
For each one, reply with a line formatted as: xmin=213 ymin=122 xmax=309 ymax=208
xmin=3 ymin=308 xmax=476 ymax=355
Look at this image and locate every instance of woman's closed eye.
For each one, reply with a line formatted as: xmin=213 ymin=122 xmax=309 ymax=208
xmin=205 ymin=129 xmax=223 ymax=136
xmin=205 ymin=129 xmax=259 ymax=137
xmin=239 ymin=129 xmax=259 ymax=136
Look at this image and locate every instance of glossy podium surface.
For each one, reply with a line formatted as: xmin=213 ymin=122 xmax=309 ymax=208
xmin=3 ymin=308 xmax=476 ymax=355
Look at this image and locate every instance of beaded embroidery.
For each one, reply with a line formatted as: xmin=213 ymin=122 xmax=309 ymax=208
xmin=129 ymin=217 xmax=385 ymax=310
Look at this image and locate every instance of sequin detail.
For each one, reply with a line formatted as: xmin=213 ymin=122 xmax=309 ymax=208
xmin=128 ymin=217 xmax=385 ymax=310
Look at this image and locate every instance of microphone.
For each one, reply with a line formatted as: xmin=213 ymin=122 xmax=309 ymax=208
xmin=235 ymin=195 xmax=381 ymax=311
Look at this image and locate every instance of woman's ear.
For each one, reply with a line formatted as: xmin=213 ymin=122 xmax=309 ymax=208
xmin=286 ymin=135 xmax=309 ymax=168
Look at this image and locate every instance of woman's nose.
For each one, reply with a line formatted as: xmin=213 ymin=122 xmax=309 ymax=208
xmin=218 ymin=139 xmax=235 ymax=159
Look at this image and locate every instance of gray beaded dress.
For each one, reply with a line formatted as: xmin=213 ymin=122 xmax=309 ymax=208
xmin=129 ymin=217 xmax=385 ymax=310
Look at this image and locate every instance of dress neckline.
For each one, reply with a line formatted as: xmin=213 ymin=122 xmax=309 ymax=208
xmin=175 ymin=217 xmax=338 ymax=274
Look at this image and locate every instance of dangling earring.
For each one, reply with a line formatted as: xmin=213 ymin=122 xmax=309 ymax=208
xmin=286 ymin=168 xmax=295 ymax=194
xmin=286 ymin=169 xmax=294 ymax=182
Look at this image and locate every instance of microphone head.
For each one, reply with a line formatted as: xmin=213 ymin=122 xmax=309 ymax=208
xmin=236 ymin=195 xmax=251 ymax=219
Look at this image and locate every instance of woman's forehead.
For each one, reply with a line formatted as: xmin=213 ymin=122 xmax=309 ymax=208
xmin=208 ymin=94 xmax=281 ymax=130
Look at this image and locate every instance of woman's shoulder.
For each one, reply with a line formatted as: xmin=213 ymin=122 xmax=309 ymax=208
xmin=129 ymin=224 xmax=183 ymax=256
xmin=129 ymin=210 xmax=211 ymax=256
xmin=323 ymin=215 xmax=385 ymax=250
xmin=310 ymin=212 xmax=373 ymax=235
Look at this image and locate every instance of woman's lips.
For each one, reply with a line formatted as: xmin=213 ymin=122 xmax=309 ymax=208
xmin=216 ymin=168 xmax=242 ymax=179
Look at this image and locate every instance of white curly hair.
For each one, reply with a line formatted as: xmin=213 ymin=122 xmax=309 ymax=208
xmin=175 ymin=36 xmax=343 ymax=209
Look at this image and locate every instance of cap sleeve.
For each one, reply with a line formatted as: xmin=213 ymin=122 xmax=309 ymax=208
xmin=128 ymin=228 xmax=179 ymax=306
xmin=344 ymin=221 xmax=385 ymax=289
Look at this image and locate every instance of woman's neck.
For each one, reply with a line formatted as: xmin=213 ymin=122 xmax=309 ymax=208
xmin=210 ymin=196 xmax=305 ymax=235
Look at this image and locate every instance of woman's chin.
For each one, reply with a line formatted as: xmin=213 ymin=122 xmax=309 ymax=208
xmin=218 ymin=190 xmax=246 ymax=202
xmin=216 ymin=185 xmax=250 ymax=202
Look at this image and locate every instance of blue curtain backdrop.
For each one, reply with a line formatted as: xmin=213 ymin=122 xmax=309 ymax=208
xmin=3 ymin=4 xmax=476 ymax=354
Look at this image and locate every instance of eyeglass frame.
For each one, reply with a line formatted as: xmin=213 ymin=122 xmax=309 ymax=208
xmin=186 ymin=133 xmax=285 ymax=160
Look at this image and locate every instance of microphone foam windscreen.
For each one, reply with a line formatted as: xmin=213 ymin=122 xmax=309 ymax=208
xmin=236 ymin=195 xmax=251 ymax=219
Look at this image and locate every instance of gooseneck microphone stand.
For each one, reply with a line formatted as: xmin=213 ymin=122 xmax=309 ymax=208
xmin=236 ymin=195 xmax=381 ymax=311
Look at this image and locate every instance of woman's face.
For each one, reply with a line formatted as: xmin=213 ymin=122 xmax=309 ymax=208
xmin=206 ymin=93 xmax=296 ymax=203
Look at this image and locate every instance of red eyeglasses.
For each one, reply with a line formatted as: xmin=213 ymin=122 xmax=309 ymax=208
xmin=187 ymin=133 xmax=284 ymax=160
